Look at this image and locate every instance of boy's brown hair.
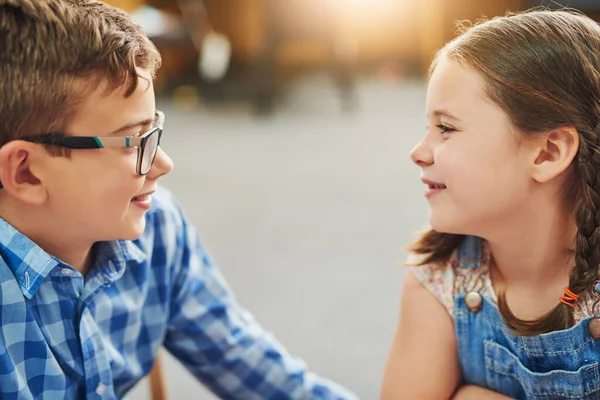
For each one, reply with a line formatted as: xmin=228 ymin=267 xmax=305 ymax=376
xmin=0 ymin=0 xmax=160 ymax=147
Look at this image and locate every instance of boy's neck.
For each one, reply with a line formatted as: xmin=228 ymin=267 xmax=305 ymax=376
xmin=0 ymin=204 xmax=96 ymax=276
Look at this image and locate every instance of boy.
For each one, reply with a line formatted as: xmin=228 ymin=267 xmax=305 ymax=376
xmin=0 ymin=1 xmax=357 ymax=399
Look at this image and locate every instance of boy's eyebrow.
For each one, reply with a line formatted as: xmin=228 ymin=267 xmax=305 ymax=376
xmin=108 ymin=117 xmax=155 ymax=135
xmin=430 ymin=109 xmax=461 ymax=121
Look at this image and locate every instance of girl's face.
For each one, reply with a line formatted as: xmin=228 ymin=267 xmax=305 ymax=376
xmin=411 ymin=57 xmax=534 ymax=236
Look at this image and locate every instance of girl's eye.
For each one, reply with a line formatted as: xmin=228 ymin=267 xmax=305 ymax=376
xmin=427 ymin=124 xmax=456 ymax=135
xmin=436 ymin=124 xmax=455 ymax=134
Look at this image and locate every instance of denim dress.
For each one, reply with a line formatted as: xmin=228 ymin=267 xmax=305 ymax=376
xmin=412 ymin=236 xmax=600 ymax=400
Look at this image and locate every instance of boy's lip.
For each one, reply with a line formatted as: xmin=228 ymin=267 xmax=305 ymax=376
xmin=132 ymin=190 xmax=155 ymax=199
xmin=131 ymin=190 xmax=154 ymax=210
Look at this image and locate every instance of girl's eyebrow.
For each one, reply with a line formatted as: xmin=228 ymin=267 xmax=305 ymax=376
xmin=428 ymin=109 xmax=461 ymax=122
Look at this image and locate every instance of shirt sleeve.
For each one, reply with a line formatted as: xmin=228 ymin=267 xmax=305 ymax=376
xmin=162 ymin=204 xmax=358 ymax=400
xmin=409 ymin=257 xmax=455 ymax=317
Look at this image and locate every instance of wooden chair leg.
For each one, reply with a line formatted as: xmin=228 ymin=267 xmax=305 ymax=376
xmin=149 ymin=352 xmax=167 ymax=400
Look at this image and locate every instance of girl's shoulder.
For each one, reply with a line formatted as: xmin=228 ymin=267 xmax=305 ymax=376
xmin=409 ymin=256 xmax=457 ymax=317
xmin=408 ymin=236 xmax=492 ymax=318
xmin=409 ymin=236 xmax=599 ymax=323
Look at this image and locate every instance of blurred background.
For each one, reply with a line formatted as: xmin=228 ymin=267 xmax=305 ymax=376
xmin=100 ymin=0 xmax=600 ymax=398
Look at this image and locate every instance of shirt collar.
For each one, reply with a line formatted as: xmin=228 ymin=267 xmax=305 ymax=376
xmin=0 ymin=217 xmax=59 ymax=299
xmin=0 ymin=217 xmax=147 ymax=297
xmin=92 ymin=239 xmax=147 ymax=284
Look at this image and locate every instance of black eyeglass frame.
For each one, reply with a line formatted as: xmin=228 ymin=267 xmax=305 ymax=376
xmin=0 ymin=110 xmax=164 ymax=189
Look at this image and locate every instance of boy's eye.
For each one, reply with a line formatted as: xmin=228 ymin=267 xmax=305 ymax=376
xmin=132 ymin=124 xmax=153 ymax=138
xmin=435 ymin=124 xmax=455 ymax=134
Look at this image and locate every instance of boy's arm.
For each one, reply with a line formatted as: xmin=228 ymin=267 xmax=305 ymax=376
xmin=452 ymin=385 xmax=514 ymax=399
xmin=162 ymin=212 xmax=357 ymax=400
xmin=381 ymin=271 xmax=460 ymax=400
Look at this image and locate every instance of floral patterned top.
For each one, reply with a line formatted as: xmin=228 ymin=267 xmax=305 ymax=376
xmin=410 ymin=239 xmax=598 ymax=323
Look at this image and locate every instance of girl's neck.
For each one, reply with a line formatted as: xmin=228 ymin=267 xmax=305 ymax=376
xmin=480 ymin=195 xmax=576 ymax=288
xmin=483 ymin=206 xmax=576 ymax=319
xmin=483 ymin=215 xmax=575 ymax=324
xmin=487 ymin=231 xmax=574 ymax=289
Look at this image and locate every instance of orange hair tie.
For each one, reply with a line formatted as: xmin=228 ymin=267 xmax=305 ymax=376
xmin=560 ymin=287 xmax=579 ymax=307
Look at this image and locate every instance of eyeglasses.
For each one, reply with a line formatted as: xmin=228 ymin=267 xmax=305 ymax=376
xmin=0 ymin=111 xmax=164 ymax=189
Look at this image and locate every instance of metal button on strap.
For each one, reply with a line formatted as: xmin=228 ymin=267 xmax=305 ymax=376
xmin=465 ymin=291 xmax=483 ymax=313
xmin=589 ymin=318 xmax=600 ymax=339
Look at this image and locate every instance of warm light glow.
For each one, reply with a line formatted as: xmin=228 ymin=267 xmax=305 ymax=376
xmin=329 ymin=0 xmax=406 ymax=16
xmin=331 ymin=0 xmax=400 ymax=7
xmin=346 ymin=0 xmax=393 ymax=3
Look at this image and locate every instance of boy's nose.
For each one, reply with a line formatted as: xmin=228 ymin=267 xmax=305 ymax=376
xmin=147 ymin=148 xmax=173 ymax=180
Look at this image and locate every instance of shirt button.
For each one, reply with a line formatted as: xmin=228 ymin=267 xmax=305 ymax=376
xmin=61 ymin=268 xmax=73 ymax=275
xmin=464 ymin=291 xmax=483 ymax=313
xmin=95 ymin=383 xmax=107 ymax=395
xmin=589 ymin=318 xmax=600 ymax=339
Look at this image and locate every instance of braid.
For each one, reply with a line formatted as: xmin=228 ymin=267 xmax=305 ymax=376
xmin=412 ymin=9 xmax=600 ymax=336
xmin=498 ymin=126 xmax=600 ymax=336
xmin=571 ymin=128 xmax=600 ymax=294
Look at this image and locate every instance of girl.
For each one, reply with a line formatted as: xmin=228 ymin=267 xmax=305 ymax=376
xmin=382 ymin=9 xmax=600 ymax=400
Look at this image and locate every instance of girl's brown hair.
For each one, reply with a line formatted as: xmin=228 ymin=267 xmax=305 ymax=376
xmin=411 ymin=9 xmax=600 ymax=336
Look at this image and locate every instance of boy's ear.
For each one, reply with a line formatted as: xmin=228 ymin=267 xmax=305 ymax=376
xmin=0 ymin=140 xmax=48 ymax=205
xmin=530 ymin=127 xmax=579 ymax=183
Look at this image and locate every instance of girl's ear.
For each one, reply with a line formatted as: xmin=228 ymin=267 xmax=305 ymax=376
xmin=529 ymin=127 xmax=579 ymax=183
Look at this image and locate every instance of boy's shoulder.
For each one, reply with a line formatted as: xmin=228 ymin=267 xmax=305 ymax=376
xmin=148 ymin=185 xmax=183 ymax=219
xmin=139 ymin=185 xmax=189 ymax=242
xmin=135 ymin=185 xmax=204 ymax=259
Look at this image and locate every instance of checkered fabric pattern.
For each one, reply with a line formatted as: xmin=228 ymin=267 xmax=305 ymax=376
xmin=0 ymin=187 xmax=357 ymax=400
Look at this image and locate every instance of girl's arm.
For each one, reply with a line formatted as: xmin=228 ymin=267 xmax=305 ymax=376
xmin=452 ymin=385 xmax=514 ymax=399
xmin=381 ymin=272 xmax=461 ymax=400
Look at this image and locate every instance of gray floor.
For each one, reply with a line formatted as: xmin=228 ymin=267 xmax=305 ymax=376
xmin=127 ymin=75 xmax=430 ymax=399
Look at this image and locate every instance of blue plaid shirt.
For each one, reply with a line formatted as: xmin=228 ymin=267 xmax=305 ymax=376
xmin=0 ymin=187 xmax=357 ymax=400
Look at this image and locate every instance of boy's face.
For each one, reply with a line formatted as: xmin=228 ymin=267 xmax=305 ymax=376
xmin=40 ymin=68 xmax=173 ymax=242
